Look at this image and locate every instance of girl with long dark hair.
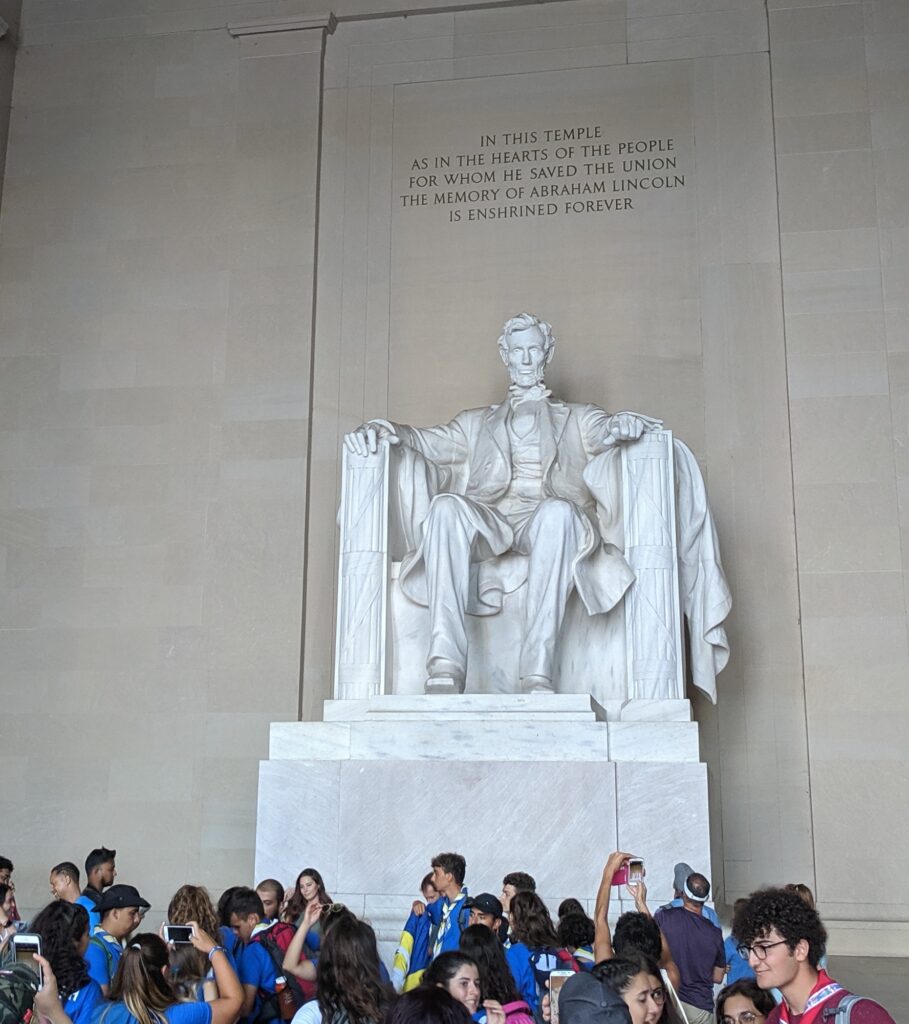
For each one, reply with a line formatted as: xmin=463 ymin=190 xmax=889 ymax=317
xmin=459 ymin=927 xmax=533 ymax=1024
xmin=31 ymin=901 xmax=105 ymax=1024
xmin=292 ymin=912 xmax=393 ymax=1024
xmin=283 ymin=869 xmax=332 ymax=958
xmin=507 ymin=893 xmax=580 ymax=1015
xmin=319 ymin=915 xmax=393 ymax=1024
xmin=88 ymin=930 xmax=241 ymax=1024
xmin=423 ymin=954 xmax=481 ymax=1019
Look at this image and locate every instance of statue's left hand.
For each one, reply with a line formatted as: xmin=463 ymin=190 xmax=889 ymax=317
xmin=604 ymin=410 xmax=663 ymax=443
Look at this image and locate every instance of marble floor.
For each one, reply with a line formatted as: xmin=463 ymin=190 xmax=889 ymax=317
xmin=827 ymin=956 xmax=908 ymax=1019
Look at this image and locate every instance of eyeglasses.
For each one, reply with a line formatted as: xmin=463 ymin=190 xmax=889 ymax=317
xmin=736 ymin=939 xmax=789 ymax=960
xmin=650 ymin=990 xmax=665 ymax=1005
xmin=721 ymin=1013 xmax=764 ymax=1024
xmin=320 ymin=903 xmax=346 ymax=914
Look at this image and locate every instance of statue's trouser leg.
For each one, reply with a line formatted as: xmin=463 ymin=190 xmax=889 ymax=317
xmin=515 ymin=498 xmax=585 ymax=682
xmin=422 ymin=494 xmax=479 ymax=682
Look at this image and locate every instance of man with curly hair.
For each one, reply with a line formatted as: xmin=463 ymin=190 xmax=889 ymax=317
xmin=734 ymin=888 xmax=895 ymax=1024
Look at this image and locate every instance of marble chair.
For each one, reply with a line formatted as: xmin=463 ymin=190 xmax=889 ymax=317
xmin=335 ymin=430 xmax=693 ymax=708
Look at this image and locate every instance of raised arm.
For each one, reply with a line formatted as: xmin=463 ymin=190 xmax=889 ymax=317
xmin=593 ymin=851 xmax=636 ymax=963
xmin=628 ymin=882 xmax=680 ymax=991
xmin=188 ymin=923 xmax=244 ymax=1024
xmin=282 ymin=904 xmax=319 ymax=982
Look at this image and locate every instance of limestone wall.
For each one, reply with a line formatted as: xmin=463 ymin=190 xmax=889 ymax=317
xmin=0 ymin=0 xmax=21 ymax=204
xmin=0 ymin=5 xmax=324 ymax=906
xmin=0 ymin=0 xmax=906 ymax=953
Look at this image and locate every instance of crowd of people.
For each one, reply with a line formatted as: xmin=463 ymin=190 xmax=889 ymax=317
xmin=0 ymin=849 xmax=896 ymax=1024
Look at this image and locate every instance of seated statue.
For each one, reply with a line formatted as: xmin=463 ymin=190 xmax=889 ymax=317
xmin=344 ymin=313 xmax=730 ymax=698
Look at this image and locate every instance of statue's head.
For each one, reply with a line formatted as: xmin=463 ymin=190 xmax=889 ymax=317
xmin=497 ymin=313 xmax=555 ymax=389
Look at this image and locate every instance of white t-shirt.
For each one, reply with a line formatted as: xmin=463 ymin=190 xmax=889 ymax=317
xmin=291 ymin=1002 xmax=323 ymax=1024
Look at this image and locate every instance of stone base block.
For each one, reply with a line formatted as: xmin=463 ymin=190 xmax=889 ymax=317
xmin=255 ymin=701 xmax=711 ymax=967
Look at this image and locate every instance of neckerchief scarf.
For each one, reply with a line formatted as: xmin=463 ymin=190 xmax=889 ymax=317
xmin=778 ymin=969 xmax=843 ymax=1024
xmin=508 ymin=383 xmax=552 ymax=406
xmin=432 ymin=887 xmax=468 ymax=957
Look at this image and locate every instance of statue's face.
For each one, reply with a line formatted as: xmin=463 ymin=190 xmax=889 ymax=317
xmin=501 ymin=325 xmax=550 ymax=388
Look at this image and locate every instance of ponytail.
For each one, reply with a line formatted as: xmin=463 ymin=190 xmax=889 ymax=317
xmin=109 ymin=934 xmax=174 ymax=1024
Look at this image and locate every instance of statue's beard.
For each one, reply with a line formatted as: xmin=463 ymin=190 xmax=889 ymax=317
xmin=508 ymin=366 xmax=546 ymax=389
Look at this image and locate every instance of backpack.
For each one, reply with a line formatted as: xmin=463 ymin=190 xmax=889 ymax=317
xmin=0 ymin=964 xmax=39 ymax=1024
xmin=253 ymin=926 xmax=314 ymax=1019
xmin=88 ymin=936 xmax=116 ymax=982
xmin=822 ymin=995 xmax=891 ymax=1024
xmin=266 ymin=923 xmax=297 ymax=955
xmin=528 ymin=948 xmax=581 ymax=1002
xmin=502 ymin=1001 xmax=535 ymax=1024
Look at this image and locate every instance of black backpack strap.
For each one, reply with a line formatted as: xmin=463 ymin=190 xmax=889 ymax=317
xmin=256 ymin=932 xmax=307 ymax=1010
xmin=256 ymin=932 xmax=286 ymax=974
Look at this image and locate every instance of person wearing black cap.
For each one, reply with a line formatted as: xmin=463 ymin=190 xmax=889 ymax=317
xmin=466 ymin=895 xmax=536 ymax=1010
xmin=653 ymin=875 xmax=723 ymax=1024
xmin=468 ymin=894 xmax=506 ymax=939
xmin=85 ymin=884 xmax=150 ymax=996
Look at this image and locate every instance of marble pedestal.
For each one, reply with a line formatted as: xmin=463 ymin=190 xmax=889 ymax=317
xmin=255 ymin=695 xmax=711 ymax=965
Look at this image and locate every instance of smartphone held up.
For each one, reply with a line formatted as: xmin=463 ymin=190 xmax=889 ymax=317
xmin=611 ymin=857 xmax=644 ymax=887
xmin=12 ymin=933 xmax=43 ymax=988
xmin=549 ymin=970 xmax=574 ymax=1024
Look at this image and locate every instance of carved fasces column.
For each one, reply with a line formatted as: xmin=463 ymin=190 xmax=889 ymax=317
xmin=335 ymin=442 xmax=390 ymax=699
xmin=622 ymin=430 xmax=684 ymax=700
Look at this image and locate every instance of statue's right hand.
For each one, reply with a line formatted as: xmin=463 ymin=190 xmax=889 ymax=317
xmin=343 ymin=420 xmax=400 ymax=457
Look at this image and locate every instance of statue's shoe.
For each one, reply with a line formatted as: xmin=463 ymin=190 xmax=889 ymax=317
xmin=424 ymin=675 xmax=465 ymax=695
xmin=521 ymin=675 xmax=554 ymax=693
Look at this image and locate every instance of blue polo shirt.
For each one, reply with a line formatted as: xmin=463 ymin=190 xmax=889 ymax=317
xmin=64 ymin=981 xmax=106 ymax=1024
xmin=90 ymin=1001 xmax=211 ymax=1024
xmin=238 ymin=938 xmax=278 ymax=1021
xmin=85 ymin=928 xmax=123 ymax=988
xmin=505 ymin=943 xmax=537 ymax=1010
xmin=76 ymin=896 xmax=101 ymax=932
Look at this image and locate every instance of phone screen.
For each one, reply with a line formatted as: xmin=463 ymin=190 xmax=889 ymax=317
xmin=628 ymin=859 xmax=644 ymax=885
xmin=164 ymin=925 xmax=193 ymax=944
xmin=549 ymin=971 xmax=574 ymax=1024
xmin=13 ymin=937 xmax=42 ymax=985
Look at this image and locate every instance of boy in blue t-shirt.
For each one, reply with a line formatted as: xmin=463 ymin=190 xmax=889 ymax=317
xmin=84 ymin=885 xmax=150 ymax=995
xmin=228 ymin=888 xmax=278 ymax=1023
